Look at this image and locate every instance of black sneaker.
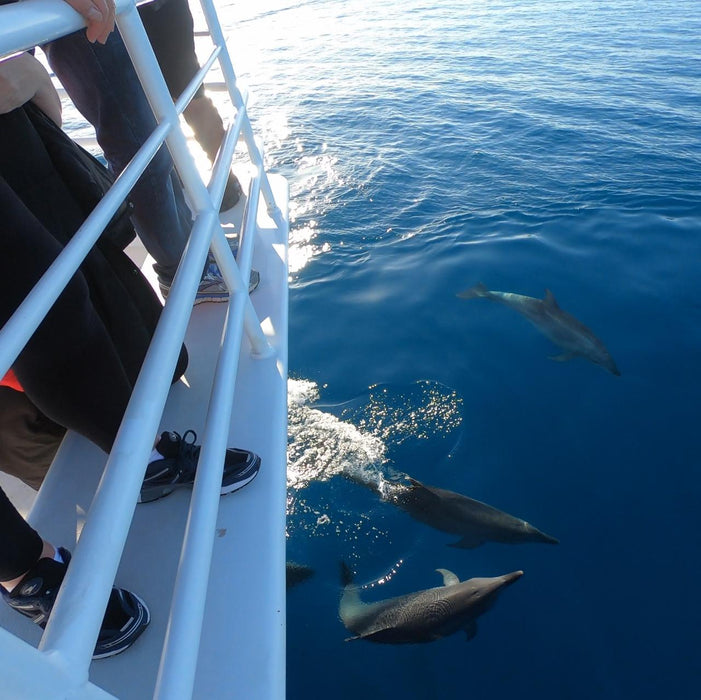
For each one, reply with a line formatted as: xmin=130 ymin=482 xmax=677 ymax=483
xmin=140 ymin=429 xmax=261 ymax=503
xmin=5 ymin=548 xmax=149 ymax=659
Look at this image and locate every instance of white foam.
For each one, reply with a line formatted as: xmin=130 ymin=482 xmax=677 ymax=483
xmin=287 ymin=378 xmax=386 ymax=490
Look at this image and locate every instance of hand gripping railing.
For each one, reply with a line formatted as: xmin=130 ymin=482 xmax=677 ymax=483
xmin=0 ymin=0 xmax=284 ymax=697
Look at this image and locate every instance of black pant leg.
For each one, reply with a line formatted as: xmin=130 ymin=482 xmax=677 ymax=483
xmin=0 ymin=486 xmax=42 ymax=582
xmin=0 ymin=176 xmax=133 ymax=453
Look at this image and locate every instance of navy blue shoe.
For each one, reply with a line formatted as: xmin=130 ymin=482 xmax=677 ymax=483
xmin=140 ymin=430 xmax=261 ymax=503
xmin=5 ymin=548 xmax=149 ymax=659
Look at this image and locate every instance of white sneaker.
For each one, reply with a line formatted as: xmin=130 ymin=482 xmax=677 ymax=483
xmin=194 ymin=262 xmax=260 ymax=305
xmin=159 ymin=263 xmax=260 ymax=305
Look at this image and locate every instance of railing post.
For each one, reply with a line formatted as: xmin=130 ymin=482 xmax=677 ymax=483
xmin=196 ymin=0 xmax=286 ymax=231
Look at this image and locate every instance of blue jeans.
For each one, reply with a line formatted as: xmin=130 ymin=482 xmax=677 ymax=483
xmin=43 ymin=29 xmax=192 ymax=284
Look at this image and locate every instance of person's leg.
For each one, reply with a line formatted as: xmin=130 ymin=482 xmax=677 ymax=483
xmin=0 ymin=177 xmax=150 ymax=654
xmin=0 ymin=487 xmax=42 ymax=583
xmin=0 ymin=176 xmax=132 ymax=453
xmin=139 ymin=0 xmax=242 ymax=210
xmin=0 ymin=387 xmax=65 ymax=490
xmin=43 ymin=29 xmax=192 ymax=284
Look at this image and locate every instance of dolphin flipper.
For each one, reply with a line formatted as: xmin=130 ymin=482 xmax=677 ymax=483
xmin=549 ymin=351 xmax=577 ymax=362
xmin=449 ymin=533 xmax=486 ymax=549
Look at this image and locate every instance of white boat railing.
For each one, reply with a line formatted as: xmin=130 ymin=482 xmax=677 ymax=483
xmin=0 ymin=0 xmax=285 ymax=697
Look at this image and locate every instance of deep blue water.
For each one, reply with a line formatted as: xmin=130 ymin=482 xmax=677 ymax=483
xmin=232 ymin=1 xmax=701 ymax=698
xmin=87 ymin=0 xmax=701 ymax=696
xmin=216 ymin=0 xmax=701 ymax=698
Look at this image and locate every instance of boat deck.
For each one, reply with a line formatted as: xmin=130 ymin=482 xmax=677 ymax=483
xmin=0 ymin=173 xmax=288 ymax=699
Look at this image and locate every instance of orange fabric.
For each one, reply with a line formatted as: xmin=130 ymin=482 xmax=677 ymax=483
xmin=0 ymin=369 xmax=23 ymax=392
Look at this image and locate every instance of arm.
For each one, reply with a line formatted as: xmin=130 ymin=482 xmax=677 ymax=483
xmin=0 ymin=53 xmax=62 ymax=126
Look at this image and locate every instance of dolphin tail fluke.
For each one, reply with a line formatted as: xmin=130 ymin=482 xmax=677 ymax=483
xmin=549 ymin=351 xmax=577 ymax=363
xmin=340 ymin=561 xmax=355 ymax=587
xmin=456 ymin=282 xmax=489 ymax=300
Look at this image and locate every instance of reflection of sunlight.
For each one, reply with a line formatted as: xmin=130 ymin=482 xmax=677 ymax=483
xmin=339 ymin=380 xmax=463 ymax=448
xmin=288 ymin=223 xmax=330 ymax=275
xmin=287 ymin=379 xmax=464 ymax=490
xmin=285 ymin=151 xmax=340 ymax=276
xmin=287 ymin=379 xmax=386 ymax=490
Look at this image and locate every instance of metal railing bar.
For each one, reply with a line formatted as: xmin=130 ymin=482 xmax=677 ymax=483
xmin=236 ymin=158 xmax=262 ymax=280
xmin=235 ymin=160 xmax=267 ymax=351
xmin=208 ymin=227 xmax=273 ymax=358
xmin=119 ymin=3 xmax=270 ymax=355
xmin=219 ymin=166 xmax=273 ymax=358
xmin=0 ymin=0 xmax=96 ymax=59
xmin=201 ymin=91 xmax=274 ymax=356
xmin=40 ymin=210 xmax=219 ymax=671
xmin=0 ymin=114 xmax=174 ymax=379
xmin=119 ymin=4 xmax=270 ymax=358
xmin=196 ymin=0 xmax=286 ymax=231
xmin=240 ymin=120 xmax=286 ymax=230
xmin=117 ymin=3 xmax=213 ymax=216
xmin=171 ymin=43 xmax=222 ymax=117
xmin=154 ymin=220 xmax=256 ymax=700
xmin=206 ymin=89 xmax=248 ymax=209
xmin=154 ymin=112 xmax=270 ymax=699
xmin=0 ymin=625 xmax=116 ymax=699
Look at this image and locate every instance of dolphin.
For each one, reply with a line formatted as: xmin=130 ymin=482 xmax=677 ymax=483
xmin=286 ymin=561 xmax=314 ymax=589
xmin=385 ymin=477 xmax=558 ymax=549
xmin=339 ymin=563 xmax=523 ymax=644
xmin=457 ymin=282 xmax=620 ymax=375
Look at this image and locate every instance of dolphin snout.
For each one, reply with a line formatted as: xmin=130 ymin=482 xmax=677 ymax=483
xmin=501 ymin=570 xmax=524 ymax=586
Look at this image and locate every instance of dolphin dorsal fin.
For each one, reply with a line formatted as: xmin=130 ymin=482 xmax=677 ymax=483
xmin=544 ymin=289 xmax=560 ymax=309
xmin=436 ymin=568 xmax=460 ymax=586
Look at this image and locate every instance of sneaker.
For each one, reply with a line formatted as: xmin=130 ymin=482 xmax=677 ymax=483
xmin=220 ymin=173 xmax=244 ymax=212
xmin=5 ymin=548 xmax=149 ymax=659
xmin=160 ymin=263 xmax=260 ymax=305
xmin=139 ymin=429 xmax=261 ymax=503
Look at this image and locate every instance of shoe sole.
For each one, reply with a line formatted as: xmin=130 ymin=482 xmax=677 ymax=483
xmin=193 ymin=292 xmax=229 ymax=305
xmin=193 ymin=270 xmax=260 ymax=305
xmin=138 ymin=454 xmax=261 ymax=504
xmin=220 ymin=454 xmax=261 ymax=495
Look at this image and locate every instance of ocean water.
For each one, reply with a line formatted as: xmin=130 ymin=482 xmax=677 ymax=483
xmin=78 ymin=0 xmax=700 ymax=696
xmin=216 ymin=1 xmax=701 ymax=698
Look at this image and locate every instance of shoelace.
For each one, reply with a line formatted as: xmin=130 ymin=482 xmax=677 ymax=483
xmin=175 ymin=429 xmax=200 ymax=478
